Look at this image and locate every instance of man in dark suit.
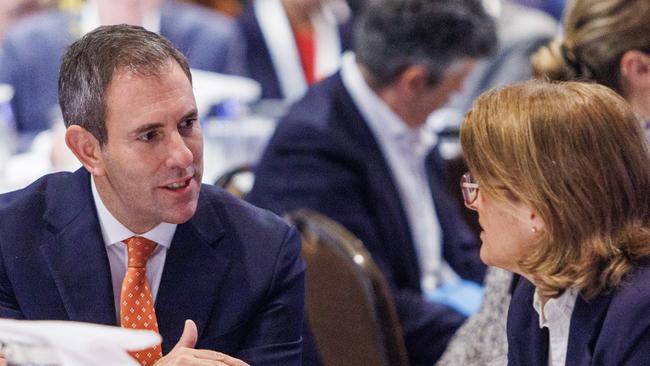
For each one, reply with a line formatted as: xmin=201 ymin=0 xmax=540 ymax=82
xmin=0 ymin=25 xmax=304 ymax=365
xmin=247 ymin=0 xmax=496 ymax=364
xmin=0 ymin=0 xmax=246 ymax=135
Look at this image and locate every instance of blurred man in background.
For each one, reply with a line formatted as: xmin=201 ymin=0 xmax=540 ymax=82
xmin=248 ymin=0 xmax=497 ymax=364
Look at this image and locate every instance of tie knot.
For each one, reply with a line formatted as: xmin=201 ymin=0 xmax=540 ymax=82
xmin=125 ymin=236 xmax=157 ymax=268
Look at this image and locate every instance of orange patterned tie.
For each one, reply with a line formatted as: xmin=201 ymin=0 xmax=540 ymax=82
xmin=121 ymin=236 xmax=162 ymax=365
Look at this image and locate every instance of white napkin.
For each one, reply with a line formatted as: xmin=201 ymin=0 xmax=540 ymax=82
xmin=191 ymin=69 xmax=262 ymax=118
xmin=0 ymin=319 xmax=161 ymax=366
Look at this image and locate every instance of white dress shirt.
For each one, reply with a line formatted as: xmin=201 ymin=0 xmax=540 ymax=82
xmin=91 ymin=177 xmax=176 ymax=320
xmin=533 ymin=287 xmax=578 ymax=366
xmin=340 ymin=52 xmax=458 ymax=293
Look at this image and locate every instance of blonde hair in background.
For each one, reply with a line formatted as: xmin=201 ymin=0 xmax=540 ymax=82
xmin=460 ymin=80 xmax=650 ymax=299
xmin=531 ymin=0 xmax=650 ymax=92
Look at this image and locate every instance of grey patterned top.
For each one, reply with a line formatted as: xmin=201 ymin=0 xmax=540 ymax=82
xmin=435 ymin=267 xmax=513 ymax=366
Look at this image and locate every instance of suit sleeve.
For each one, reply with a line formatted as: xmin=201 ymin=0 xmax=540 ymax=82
xmin=247 ymin=121 xmax=467 ymax=364
xmin=236 ymin=227 xmax=305 ymax=365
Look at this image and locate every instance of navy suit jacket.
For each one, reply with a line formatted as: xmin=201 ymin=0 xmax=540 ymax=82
xmin=507 ymin=264 xmax=650 ymax=366
xmin=236 ymin=4 xmax=353 ymax=99
xmin=247 ymin=73 xmax=485 ymax=365
xmin=0 ymin=168 xmax=305 ymax=365
xmin=0 ymin=0 xmax=246 ymax=134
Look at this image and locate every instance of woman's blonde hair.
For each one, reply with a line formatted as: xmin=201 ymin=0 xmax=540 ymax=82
xmin=460 ymin=80 xmax=650 ymax=299
xmin=531 ymin=0 xmax=650 ymax=92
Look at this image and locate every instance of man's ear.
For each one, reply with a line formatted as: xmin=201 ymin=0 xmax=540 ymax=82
xmin=396 ymin=65 xmax=430 ymax=96
xmin=65 ymin=125 xmax=106 ymax=176
xmin=620 ymin=50 xmax=650 ymax=88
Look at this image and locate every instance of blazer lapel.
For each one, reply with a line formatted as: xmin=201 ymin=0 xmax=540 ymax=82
xmin=565 ymin=293 xmax=612 ymax=365
xmin=39 ymin=169 xmax=116 ymax=325
xmin=155 ymin=191 xmax=232 ymax=353
xmin=508 ymin=279 xmax=548 ymax=366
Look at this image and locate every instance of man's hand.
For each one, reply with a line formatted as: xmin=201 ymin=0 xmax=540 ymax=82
xmin=154 ymin=319 xmax=249 ymax=366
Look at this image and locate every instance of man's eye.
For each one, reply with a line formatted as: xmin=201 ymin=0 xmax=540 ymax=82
xmin=137 ymin=131 xmax=159 ymax=141
xmin=179 ymin=118 xmax=196 ymax=129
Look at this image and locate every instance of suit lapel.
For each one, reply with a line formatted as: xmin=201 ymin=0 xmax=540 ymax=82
xmin=565 ymin=292 xmax=612 ymax=365
xmin=39 ymin=169 xmax=116 ymax=325
xmin=155 ymin=190 xmax=232 ymax=353
xmin=508 ymin=279 xmax=548 ymax=366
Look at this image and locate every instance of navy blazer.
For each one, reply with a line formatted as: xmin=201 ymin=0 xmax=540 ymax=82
xmin=0 ymin=0 xmax=246 ymax=134
xmin=236 ymin=3 xmax=353 ymax=99
xmin=0 ymin=168 xmax=305 ymax=365
xmin=507 ymin=264 xmax=650 ymax=366
xmin=247 ymin=73 xmax=485 ymax=365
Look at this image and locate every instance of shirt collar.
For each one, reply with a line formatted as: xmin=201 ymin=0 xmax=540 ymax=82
xmin=81 ymin=0 xmax=162 ymax=36
xmin=340 ymin=52 xmax=436 ymax=157
xmin=533 ymin=287 xmax=578 ymax=329
xmin=91 ymin=176 xmax=175 ymax=248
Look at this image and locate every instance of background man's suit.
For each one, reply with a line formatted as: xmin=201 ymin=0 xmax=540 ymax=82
xmin=507 ymin=263 xmax=650 ymax=366
xmin=247 ymin=72 xmax=485 ymax=364
xmin=236 ymin=3 xmax=353 ymax=100
xmin=0 ymin=0 xmax=246 ymax=134
xmin=0 ymin=168 xmax=304 ymax=364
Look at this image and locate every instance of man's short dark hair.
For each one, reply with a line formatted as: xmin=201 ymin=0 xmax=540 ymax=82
xmin=58 ymin=24 xmax=192 ymax=145
xmin=354 ymin=0 xmax=497 ymax=87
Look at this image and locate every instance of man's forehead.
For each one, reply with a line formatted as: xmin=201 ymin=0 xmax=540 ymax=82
xmin=111 ymin=62 xmax=172 ymax=83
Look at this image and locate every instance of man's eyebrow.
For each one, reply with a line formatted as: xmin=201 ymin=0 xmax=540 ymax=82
xmin=180 ymin=109 xmax=199 ymax=121
xmin=131 ymin=122 xmax=164 ymax=136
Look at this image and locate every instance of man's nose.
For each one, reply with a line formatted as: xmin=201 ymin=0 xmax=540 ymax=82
xmin=165 ymin=132 xmax=193 ymax=169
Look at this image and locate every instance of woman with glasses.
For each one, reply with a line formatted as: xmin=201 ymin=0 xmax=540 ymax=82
xmin=532 ymin=0 xmax=650 ymax=141
xmin=460 ymin=80 xmax=650 ymax=365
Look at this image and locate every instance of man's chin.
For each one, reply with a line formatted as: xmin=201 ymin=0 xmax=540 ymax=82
xmin=164 ymin=202 xmax=199 ymax=224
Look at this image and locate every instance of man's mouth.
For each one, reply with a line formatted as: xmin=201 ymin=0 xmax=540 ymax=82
xmin=165 ymin=178 xmax=192 ymax=190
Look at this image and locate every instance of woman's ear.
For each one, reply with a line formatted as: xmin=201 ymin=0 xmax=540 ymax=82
xmin=529 ymin=209 xmax=545 ymax=234
xmin=65 ymin=125 xmax=106 ymax=176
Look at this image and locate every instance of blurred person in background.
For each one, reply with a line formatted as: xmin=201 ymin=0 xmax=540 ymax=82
xmin=248 ymin=0 xmax=497 ymax=364
xmin=532 ymin=0 xmax=650 ymax=141
xmin=0 ymin=0 xmax=245 ymax=137
xmin=0 ymin=0 xmax=52 ymax=40
xmin=461 ymin=79 xmax=650 ymax=365
xmin=514 ymin=0 xmax=565 ymax=21
xmin=236 ymin=0 xmax=354 ymax=101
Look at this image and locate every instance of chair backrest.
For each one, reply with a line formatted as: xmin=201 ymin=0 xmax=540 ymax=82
xmin=287 ymin=209 xmax=409 ymax=366
xmin=213 ymin=164 xmax=255 ymax=198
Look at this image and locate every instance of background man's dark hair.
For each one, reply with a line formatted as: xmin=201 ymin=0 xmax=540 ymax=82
xmin=354 ymin=0 xmax=497 ymax=87
xmin=58 ymin=24 xmax=192 ymax=145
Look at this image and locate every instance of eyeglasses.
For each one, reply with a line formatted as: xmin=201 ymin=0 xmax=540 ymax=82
xmin=460 ymin=172 xmax=479 ymax=206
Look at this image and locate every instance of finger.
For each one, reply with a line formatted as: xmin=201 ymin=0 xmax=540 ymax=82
xmin=167 ymin=349 xmax=249 ymax=365
xmin=170 ymin=319 xmax=198 ymax=352
xmin=213 ymin=352 xmax=250 ymax=366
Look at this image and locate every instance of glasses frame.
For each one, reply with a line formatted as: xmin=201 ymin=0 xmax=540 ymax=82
xmin=460 ymin=172 xmax=479 ymax=206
